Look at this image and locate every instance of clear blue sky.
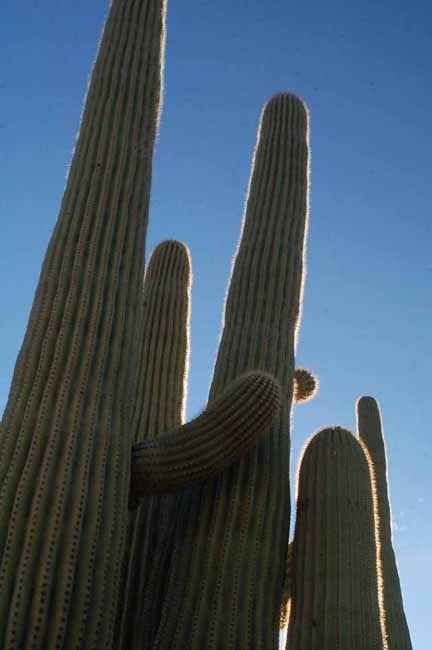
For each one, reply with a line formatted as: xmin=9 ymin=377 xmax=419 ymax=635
xmin=1 ymin=1 xmax=431 ymax=646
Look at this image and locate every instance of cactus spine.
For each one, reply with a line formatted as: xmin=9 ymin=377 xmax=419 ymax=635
xmin=153 ymin=92 xmax=310 ymax=649
xmin=287 ymin=427 xmax=386 ymax=650
xmin=357 ymin=397 xmax=412 ymax=650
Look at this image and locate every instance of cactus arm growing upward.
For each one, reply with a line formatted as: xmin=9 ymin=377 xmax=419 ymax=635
xmin=287 ymin=427 xmax=386 ymax=650
xmin=154 ymin=92 xmax=310 ymax=649
xmin=357 ymin=397 xmax=412 ymax=650
xmin=115 ymin=239 xmax=191 ymax=649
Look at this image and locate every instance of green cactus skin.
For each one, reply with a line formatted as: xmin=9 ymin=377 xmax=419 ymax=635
xmin=0 ymin=1 xmax=165 ymax=648
xmin=116 ymin=239 xmax=191 ymax=649
xmin=154 ymin=92 xmax=310 ymax=649
xmin=293 ymin=368 xmax=318 ymax=403
xmin=287 ymin=427 xmax=386 ymax=650
xmin=280 ymin=541 xmax=293 ymax=629
xmin=357 ymin=397 xmax=412 ymax=650
xmin=132 ymin=370 xmax=281 ymax=495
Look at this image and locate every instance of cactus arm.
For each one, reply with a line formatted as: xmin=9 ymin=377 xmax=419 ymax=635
xmin=357 ymin=397 xmax=412 ymax=650
xmin=287 ymin=427 xmax=385 ymax=650
xmin=0 ymin=1 xmax=165 ymax=648
xmin=115 ymin=239 xmax=191 ymax=649
xmin=293 ymin=368 xmax=318 ymax=403
xmin=131 ymin=371 xmax=281 ymax=496
xmin=155 ymin=92 xmax=310 ymax=649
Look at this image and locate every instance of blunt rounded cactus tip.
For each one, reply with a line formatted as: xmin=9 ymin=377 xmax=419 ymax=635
xmin=293 ymin=367 xmax=318 ymax=403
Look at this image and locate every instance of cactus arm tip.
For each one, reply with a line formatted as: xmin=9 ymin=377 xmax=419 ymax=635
xmin=293 ymin=367 xmax=319 ymax=403
xmin=130 ymin=370 xmax=281 ymax=499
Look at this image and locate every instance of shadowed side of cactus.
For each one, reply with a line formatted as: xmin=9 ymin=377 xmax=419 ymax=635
xmin=115 ymin=240 xmax=191 ymax=649
xmin=287 ymin=427 xmax=386 ymax=650
xmin=154 ymin=92 xmax=310 ymax=649
xmin=0 ymin=1 xmax=166 ymax=648
xmin=357 ymin=397 xmax=412 ymax=650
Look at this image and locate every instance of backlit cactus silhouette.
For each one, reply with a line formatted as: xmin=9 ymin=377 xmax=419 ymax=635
xmin=151 ymin=91 xmax=309 ymax=649
xmin=287 ymin=427 xmax=386 ymax=649
xmin=0 ymin=0 xmax=412 ymax=648
xmin=0 ymin=1 xmax=280 ymax=647
xmin=357 ymin=397 xmax=412 ymax=650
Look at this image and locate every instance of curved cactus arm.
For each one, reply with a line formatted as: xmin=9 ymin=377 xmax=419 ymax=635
xmin=357 ymin=397 xmax=412 ymax=650
xmin=115 ymin=239 xmax=191 ymax=649
xmin=287 ymin=427 xmax=386 ymax=650
xmin=293 ymin=368 xmax=318 ymax=404
xmin=131 ymin=371 xmax=281 ymax=497
xmin=155 ymin=92 xmax=310 ymax=649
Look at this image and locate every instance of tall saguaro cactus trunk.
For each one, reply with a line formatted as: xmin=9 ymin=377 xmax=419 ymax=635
xmin=357 ymin=397 xmax=412 ymax=650
xmin=0 ymin=1 xmax=165 ymax=647
xmin=154 ymin=93 xmax=310 ymax=649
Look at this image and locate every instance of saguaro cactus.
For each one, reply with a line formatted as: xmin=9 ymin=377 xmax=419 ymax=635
xmin=0 ymin=2 xmax=165 ymax=647
xmin=2 ymin=0 xmax=413 ymax=647
xmin=153 ymin=92 xmax=310 ymax=649
xmin=357 ymin=397 xmax=412 ymax=650
xmin=0 ymin=2 xmax=281 ymax=648
xmin=287 ymin=427 xmax=386 ymax=650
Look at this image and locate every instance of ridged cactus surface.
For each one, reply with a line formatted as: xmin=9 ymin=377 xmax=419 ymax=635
xmin=287 ymin=427 xmax=386 ymax=650
xmin=116 ymin=240 xmax=191 ymax=649
xmin=357 ymin=397 xmax=412 ymax=650
xmin=1 ymin=0 xmax=413 ymax=647
xmin=0 ymin=1 xmax=165 ymax=647
xmin=154 ymin=92 xmax=310 ymax=649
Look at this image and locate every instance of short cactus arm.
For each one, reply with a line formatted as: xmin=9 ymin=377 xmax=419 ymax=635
xmin=357 ymin=397 xmax=412 ymax=650
xmin=131 ymin=371 xmax=281 ymax=496
xmin=293 ymin=368 xmax=318 ymax=403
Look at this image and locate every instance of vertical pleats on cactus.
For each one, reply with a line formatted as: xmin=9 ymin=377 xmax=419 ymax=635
xmin=1 ymin=0 xmax=413 ymax=646
xmin=153 ymin=92 xmax=310 ymax=649
xmin=116 ymin=240 xmax=191 ymax=649
xmin=0 ymin=1 xmax=165 ymax=647
xmin=287 ymin=427 xmax=386 ymax=650
xmin=357 ymin=397 xmax=412 ymax=650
